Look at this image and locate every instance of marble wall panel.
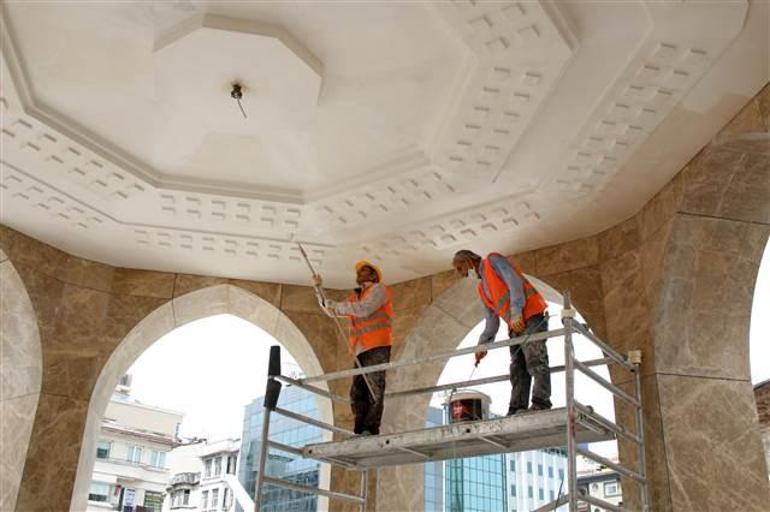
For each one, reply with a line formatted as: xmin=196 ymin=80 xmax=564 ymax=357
xmin=377 ymin=465 xmax=423 ymax=512
xmin=653 ymin=215 xmax=769 ymax=379
xmin=4 ymin=233 xmax=67 ymax=278
xmin=48 ymin=284 xmax=111 ymax=353
xmin=510 ymin=249 xmax=537 ymax=275
xmin=173 ymin=273 xmax=229 ymax=297
xmin=390 ymin=276 xmax=432 ymax=313
xmin=430 ymin=269 xmax=460 ymax=299
xmin=228 ymin=279 xmax=282 ymax=308
xmin=598 ymin=216 xmax=642 ymax=261
xmin=0 ymin=246 xmax=8 ymax=263
xmin=657 ymin=374 xmax=770 ymax=511
xmin=638 ymin=171 xmax=685 ymax=243
xmin=1 ymin=262 xmax=42 ymax=400
xmin=718 ymin=150 xmax=770 ymax=224
xmin=430 ymin=277 xmax=485 ymax=330
xmin=534 ymin=236 xmax=600 ymax=276
xmin=16 ymin=393 xmax=88 ymax=512
xmin=58 ymin=256 xmax=114 ymax=292
xmin=757 ymin=83 xmax=770 ymax=129
xmin=0 ymin=394 xmax=39 ymax=512
xmin=112 ymin=268 xmax=175 ymax=299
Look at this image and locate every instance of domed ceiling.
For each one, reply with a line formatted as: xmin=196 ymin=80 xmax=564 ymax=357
xmin=1 ymin=0 xmax=767 ymax=287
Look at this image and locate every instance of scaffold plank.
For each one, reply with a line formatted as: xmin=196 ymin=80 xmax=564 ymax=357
xmin=302 ymin=408 xmax=612 ymax=467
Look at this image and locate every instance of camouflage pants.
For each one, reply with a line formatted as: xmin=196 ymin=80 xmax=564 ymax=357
xmin=509 ymin=314 xmax=552 ymax=412
xmin=351 ymin=346 xmax=390 ymax=434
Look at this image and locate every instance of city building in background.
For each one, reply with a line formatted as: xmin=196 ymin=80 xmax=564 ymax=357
xmin=88 ymin=375 xmax=182 ymax=512
xmin=576 ymin=461 xmax=623 ymax=511
xmin=238 ymin=384 xmax=324 ymax=512
xmin=506 ymin=448 xmax=568 ymax=512
xmin=163 ymin=438 xmax=245 ymax=512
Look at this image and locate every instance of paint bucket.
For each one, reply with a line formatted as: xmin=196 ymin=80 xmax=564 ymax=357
xmin=448 ymin=390 xmax=490 ymax=423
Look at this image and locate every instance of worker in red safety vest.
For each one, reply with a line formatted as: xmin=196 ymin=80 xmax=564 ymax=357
xmin=452 ymin=249 xmax=551 ymax=414
xmin=314 ymin=261 xmax=394 ymax=435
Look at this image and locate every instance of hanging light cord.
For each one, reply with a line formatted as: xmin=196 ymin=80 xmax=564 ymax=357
xmin=236 ymin=97 xmax=247 ymax=119
xmin=231 ymin=83 xmax=247 ymax=119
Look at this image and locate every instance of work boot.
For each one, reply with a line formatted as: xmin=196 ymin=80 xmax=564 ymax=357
xmin=529 ymin=402 xmax=552 ymax=412
xmin=506 ymin=407 xmax=525 ymax=416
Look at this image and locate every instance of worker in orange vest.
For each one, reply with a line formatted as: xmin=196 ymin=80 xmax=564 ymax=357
xmin=452 ymin=249 xmax=551 ymax=415
xmin=314 ymin=261 xmax=394 ymax=435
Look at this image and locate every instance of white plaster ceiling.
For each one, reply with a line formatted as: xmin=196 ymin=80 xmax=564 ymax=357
xmin=1 ymin=0 xmax=767 ymax=288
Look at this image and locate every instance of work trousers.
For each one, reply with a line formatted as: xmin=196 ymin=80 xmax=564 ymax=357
xmin=351 ymin=346 xmax=391 ymax=435
xmin=508 ymin=314 xmax=552 ymax=413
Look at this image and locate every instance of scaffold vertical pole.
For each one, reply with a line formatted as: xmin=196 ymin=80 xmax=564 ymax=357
xmin=563 ymin=291 xmax=578 ymax=511
xmin=633 ymin=359 xmax=650 ymax=511
xmin=359 ymin=468 xmax=369 ymax=512
xmin=255 ymin=346 xmax=283 ymax=512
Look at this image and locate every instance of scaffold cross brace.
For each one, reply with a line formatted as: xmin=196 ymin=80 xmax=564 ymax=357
xmin=561 ymin=307 xmax=577 ymax=319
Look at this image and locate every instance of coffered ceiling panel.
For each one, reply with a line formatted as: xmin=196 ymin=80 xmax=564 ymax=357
xmin=1 ymin=0 xmax=766 ymax=287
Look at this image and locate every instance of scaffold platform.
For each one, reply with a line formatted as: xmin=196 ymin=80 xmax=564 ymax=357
xmin=302 ymin=407 xmax=613 ymax=467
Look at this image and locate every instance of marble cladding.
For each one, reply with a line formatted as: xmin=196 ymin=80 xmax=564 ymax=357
xmin=658 ymin=375 xmax=770 ymax=510
xmin=0 ymin=260 xmax=41 ymax=512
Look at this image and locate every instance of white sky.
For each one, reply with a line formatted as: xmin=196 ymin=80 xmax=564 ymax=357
xmin=128 ymin=241 xmax=770 ymax=444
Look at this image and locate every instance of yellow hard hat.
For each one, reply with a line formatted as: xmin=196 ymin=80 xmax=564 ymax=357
xmin=355 ymin=260 xmax=382 ymax=282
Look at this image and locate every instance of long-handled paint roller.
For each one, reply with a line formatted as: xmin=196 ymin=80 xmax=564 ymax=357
xmin=296 ymin=242 xmax=378 ymax=404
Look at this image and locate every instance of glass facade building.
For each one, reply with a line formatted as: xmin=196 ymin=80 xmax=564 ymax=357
xmin=238 ymin=385 xmax=323 ymax=512
xmin=430 ymin=405 xmax=507 ymax=512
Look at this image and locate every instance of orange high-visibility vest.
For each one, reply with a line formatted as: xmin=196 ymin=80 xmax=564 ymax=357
xmin=477 ymin=253 xmax=546 ymax=327
xmin=347 ymin=285 xmax=394 ymax=354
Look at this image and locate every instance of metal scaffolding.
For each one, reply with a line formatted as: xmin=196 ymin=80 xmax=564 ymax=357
xmin=253 ymin=292 xmax=650 ymax=512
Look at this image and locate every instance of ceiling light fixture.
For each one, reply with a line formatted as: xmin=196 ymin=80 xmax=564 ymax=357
xmin=230 ymin=83 xmax=247 ymax=119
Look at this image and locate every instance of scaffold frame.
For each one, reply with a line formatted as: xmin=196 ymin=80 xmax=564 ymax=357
xmin=253 ymin=292 xmax=650 ymax=512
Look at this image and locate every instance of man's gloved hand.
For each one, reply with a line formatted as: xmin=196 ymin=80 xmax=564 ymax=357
xmin=509 ymin=315 xmax=525 ymax=335
xmin=474 ymin=350 xmax=487 ymax=367
xmin=312 ymin=274 xmax=323 ymax=287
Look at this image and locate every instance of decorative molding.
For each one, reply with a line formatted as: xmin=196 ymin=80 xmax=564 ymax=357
xmin=360 ymin=192 xmax=541 ymax=259
xmin=554 ymin=41 xmax=713 ymax=195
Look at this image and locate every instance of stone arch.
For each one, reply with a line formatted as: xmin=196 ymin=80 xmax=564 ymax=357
xmin=70 ymin=284 xmax=333 ymax=512
xmin=0 ymin=252 xmax=43 ymax=511
xmin=378 ymin=272 xmax=603 ymax=511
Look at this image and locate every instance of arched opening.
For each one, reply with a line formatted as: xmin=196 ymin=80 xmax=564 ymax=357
xmin=71 ymin=284 xmax=333 ymax=512
xmin=381 ymin=273 xmax=620 ymax=511
xmin=0 ymin=256 xmax=43 ymax=511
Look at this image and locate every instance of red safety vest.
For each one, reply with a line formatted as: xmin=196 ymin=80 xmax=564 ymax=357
xmin=347 ymin=285 xmax=394 ymax=354
xmin=477 ymin=253 xmax=546 ymax=327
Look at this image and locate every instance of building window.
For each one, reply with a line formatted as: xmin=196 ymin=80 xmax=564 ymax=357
xmin=211 ymin=488 xmax=219 ymax=509
xmin=223 ymin=488 xmax=231 ymax=510
xmin=96 ymin=440 xmax=111 ymax=459
xmin=88 ymin=482 xmax=110 ymax=502
xmin=527 ymin=461 xmax=532 ymax=474
xmin=539 ymin=487 xmax=544 ymax=500
xmin=510 ymin=459 xmax=516 ymax=472
xmin=538 ymin=464 xmax=543 ymax=476
xmin=205 ymin=458 xmax=212 ymax=478
xmin=127 ymin=445 xmax=142 ymax=464
xmin=510 ymin=485 xmax=517 ymax=497
xmin=604 ymin=481 xmax=620 ymax=497
xmin=558 ymin=468 xmax=565 ymax=481
xmin=143 ymin=491 xmax=163 ymax=512
xmin=214 ymin=456 xmax=222 ymax=476
xmin=227 ymin=454 xmax=237 ymax=475
xmin=150 ymin=450 xmax=166 ymax=468
xmin=201 ymin=490 xmax=209 ymax=510
xmin=550 ymin=490 xmax=555 ymax=500
xmin=548 ymin=466 xmax=554 ymax=478
xmin=528 ymin=486 xmax=533 ymax=498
